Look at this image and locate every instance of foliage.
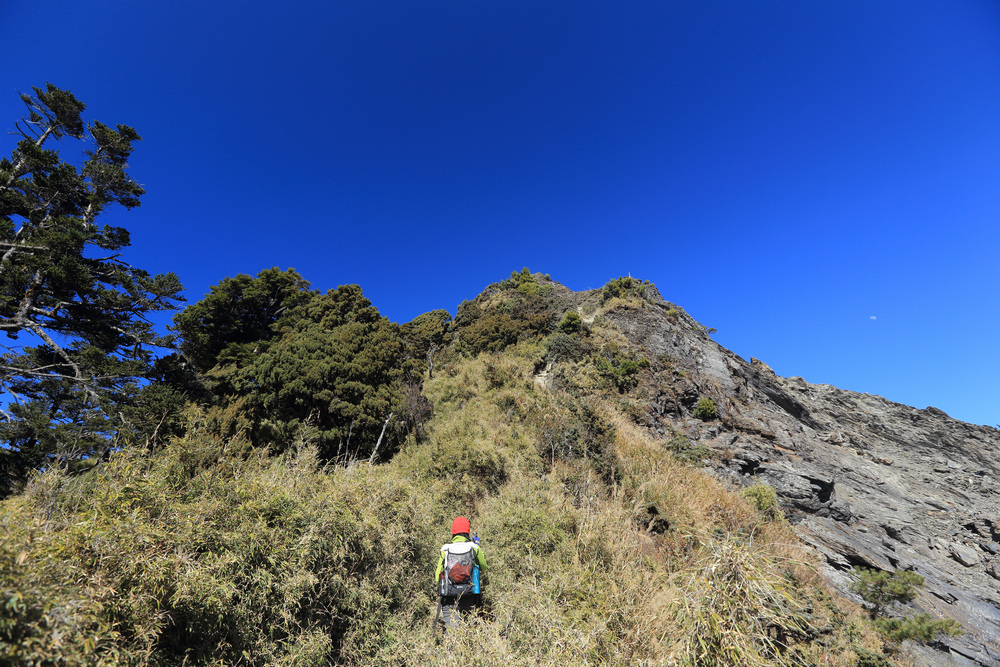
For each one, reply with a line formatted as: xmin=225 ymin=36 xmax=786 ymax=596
xmin=741 ymin=482 xmax=784 ymax=522
xmin=0 ymin=273 xmax=892 ymax=666
xmin=171 ymin=267 xmax=314 ymax=376
xmin=529 ymin=395 xmax=619 ymax=485
xmin=545 ymin=332 xmax=593 ymax=363
xmin=453 ymin=298 xmax=481 ymax=328
xmin=693 ymin=396 xmax=718 ymax=421
xmin=601 ymin=276 xmax=651 ymax=303
xmin=459 ymin=297 xmax=552 ymax=355
xmin=593 ymin=347 xmax=649 ymax=393
xmin=248 ymin=286 xmax=406 ymax=461
xmin=670 ymin=537 xmax=816 ymax=666
xmin=663 ymin=431 xmax=711 ymax=464
xmin=172 ymin=278 xmax=406 ymax=462
xmin=0 ymin=84 xmax=183 ymax=495
xmin=400 ymin=309 xmax=452 ymax=375
xmin=0 ymin=424 xmax=437 ymax=667
xmin=496 ymin=267 xmax=543 ymax=296
xmin=849 ymin=569 xmax=924 ymax=619
xmin=875 ymin=613 xmax=961 ymax=644
xmin=453 ymin=270 xmax=561 ymax=356
xmin=850 ymin=568 xmax=962 ymax=646
xmin=557 ymin=310 xmax=583 ymax=334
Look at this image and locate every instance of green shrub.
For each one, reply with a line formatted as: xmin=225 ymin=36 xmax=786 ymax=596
xmin=693 ymin=397 xmax=717 ymax=421
xmin=557 ymin=311 xmax=583 ymax=334
xmin=459 ymin=295 xmax=553 ymax=356
xmin=850 ymin=569 xmax=923 ymax=619
xmin=497 ymin=267 xmax=539 ymax=294
xmin=601 ymin=276 xmax=650 ymax=303
xmin=461 ymin=313 xmax=533 ymax=354
xmin=593 ymin=352 xmax=647 ymax=393
xmin=663 ymin=431 xmax=711 ymax=464
xmin=545 ymin=333 xmax=594 ymax=363
xmin=875 ymin=613 xmax=962 ymax=644
xmin=850 ymin=568 xmax=962 ymax=645
xmin=741 ymin=482 xmax=784 ymax=522
xmin=454 ymin=299 xmax=482 ymax=327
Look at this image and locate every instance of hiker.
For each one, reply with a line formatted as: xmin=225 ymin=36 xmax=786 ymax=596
xmin=435 ymin=516 xmax=487 ymax=631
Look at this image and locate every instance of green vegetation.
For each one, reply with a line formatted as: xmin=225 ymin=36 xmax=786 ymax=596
xmin=601 ymin=276 xmax=651 ymax=303
xmin=850 ymin=568 xmax=961 ymax=646
xmin=851 ymin=569 xmax=924 ymax=619
xmin=454 ymin=269 xmax=554 ymax=355
xmin=497 ymin=267 xmax=545 ymax=296
xmin=693 ymin=396 xmax=718 ymax=421
xmin=741 ymin=482 xmax=784 ymax=522
xmin=169 ymin=275 xmax=411 ymax=462
xmin=0 ymin=85 xmax=183 ymax=496
xmin=591 ymin=343 xmax=649 ymax=393
xmin=557 ymin=310 xmax=583 ymax=334
xmin=0 ymin=298 xmax=892 ymax=666
xmin=400 ymin=309 xmax=452 ymax=376
xmin=662 ymin=431 xmax=711 ymax=464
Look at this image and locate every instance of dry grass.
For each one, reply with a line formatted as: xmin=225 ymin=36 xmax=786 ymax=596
xmin=2 ymin=343 xmax=892 ymax=666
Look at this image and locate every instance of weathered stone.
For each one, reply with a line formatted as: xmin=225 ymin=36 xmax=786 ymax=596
xmin=951 ymin=543 xmax=981 ymax=567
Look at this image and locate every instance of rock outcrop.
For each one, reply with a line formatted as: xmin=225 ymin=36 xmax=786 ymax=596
xmin=593 ymin=289 xmax=1000 ymax=666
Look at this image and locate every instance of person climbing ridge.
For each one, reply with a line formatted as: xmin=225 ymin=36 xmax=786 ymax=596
xmin=434 ymin=516 xmax=487 ymax=633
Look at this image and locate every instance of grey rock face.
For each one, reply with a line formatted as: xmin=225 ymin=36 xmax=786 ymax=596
xmin=593 ymin=296 xmax=1000 ymax=666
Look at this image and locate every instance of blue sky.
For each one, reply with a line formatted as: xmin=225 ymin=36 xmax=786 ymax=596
xmin=2 ymin=1 xmax=998 ymax=426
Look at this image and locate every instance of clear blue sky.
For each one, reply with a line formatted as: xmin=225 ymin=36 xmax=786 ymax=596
xmin=2 ymin=1 xmax=998 ymax=426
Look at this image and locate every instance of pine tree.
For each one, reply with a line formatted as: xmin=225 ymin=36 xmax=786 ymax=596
xmin=0 ymin=84 xmax=183 ymax=494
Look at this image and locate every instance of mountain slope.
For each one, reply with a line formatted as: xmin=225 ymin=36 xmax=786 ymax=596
xmin=585 ymin=280 xmax=1000 ymax=666
xmin=6 ymin=271 xmax=992 ymax=666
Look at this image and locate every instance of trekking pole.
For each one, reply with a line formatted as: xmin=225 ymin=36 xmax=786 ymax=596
xmin=432 ymin=597 xmax=442 ymax=637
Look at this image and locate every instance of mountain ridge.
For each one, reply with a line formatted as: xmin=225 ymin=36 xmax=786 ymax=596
xmin=559 ymin=278 xmax=1000 ymax=666
xmin=3 ymin=270 xmax=996 ymax=666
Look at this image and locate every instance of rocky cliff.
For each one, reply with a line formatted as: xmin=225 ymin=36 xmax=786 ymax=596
xmin=560 ymin=283 xmax=1000 ymax=666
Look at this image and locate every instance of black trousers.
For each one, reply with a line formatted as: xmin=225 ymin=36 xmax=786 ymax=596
xmin=440 ymin=593 xmax=479 ymax=629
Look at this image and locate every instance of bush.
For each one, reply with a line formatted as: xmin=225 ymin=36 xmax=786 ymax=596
xmin=601 ymin=276 xmax=650 ymax=303
xmin=875 ymin=613 xmax=961 ymax=644
xmin=741 ymin=482 xmax=784 ymax=522
xmin=593 ymin=351 xmax=649 ymax=393
xmin=545 ymin=333 xmax=594 ymax=363
xmin=557 ymin=311 xmax=583 ymax=334
xmin=459 ymin=299 xmax=553 ymax=356
xmin=850 ymin=569 xmax=923 ymax=619
xmin=663 ymin=431 xmax=711 ymax=464
xmin=497 ymin=267 xmax=542 ymax=296
xmin=693 ymin=397 xmax=717 ymax=421
xmin=454 ymin=299 xmax=482 ymax=327
xmin=850 ymin=568 xmax=962 ymax=645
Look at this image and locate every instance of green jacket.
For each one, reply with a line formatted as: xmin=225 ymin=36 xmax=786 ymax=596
xmin=435 ymin=535 xmax=487 ymax=585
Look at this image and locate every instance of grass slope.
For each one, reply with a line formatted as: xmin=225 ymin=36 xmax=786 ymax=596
xmin=2 ymin=281 xmax=893 ymax=666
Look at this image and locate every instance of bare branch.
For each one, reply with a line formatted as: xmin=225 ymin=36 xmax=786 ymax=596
xmin=368 ymin=412 xmax=394 ymax=464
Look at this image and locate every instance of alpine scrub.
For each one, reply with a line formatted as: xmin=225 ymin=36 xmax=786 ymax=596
xmin=1 ymin=272 xmax=893 ymax=666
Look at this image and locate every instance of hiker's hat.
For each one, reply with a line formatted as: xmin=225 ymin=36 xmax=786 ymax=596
xmin=452 ymin=516 xmax=471 ymax=535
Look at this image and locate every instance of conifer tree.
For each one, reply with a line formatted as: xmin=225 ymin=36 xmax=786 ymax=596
xmin=249 ymin=285 xmax=406 ymax=460
xmin=0 ymin=84 xmax=183 ymax=494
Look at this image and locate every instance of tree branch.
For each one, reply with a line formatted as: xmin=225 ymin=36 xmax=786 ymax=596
xmin=368 ymin=412 xmax=394 ymax=464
